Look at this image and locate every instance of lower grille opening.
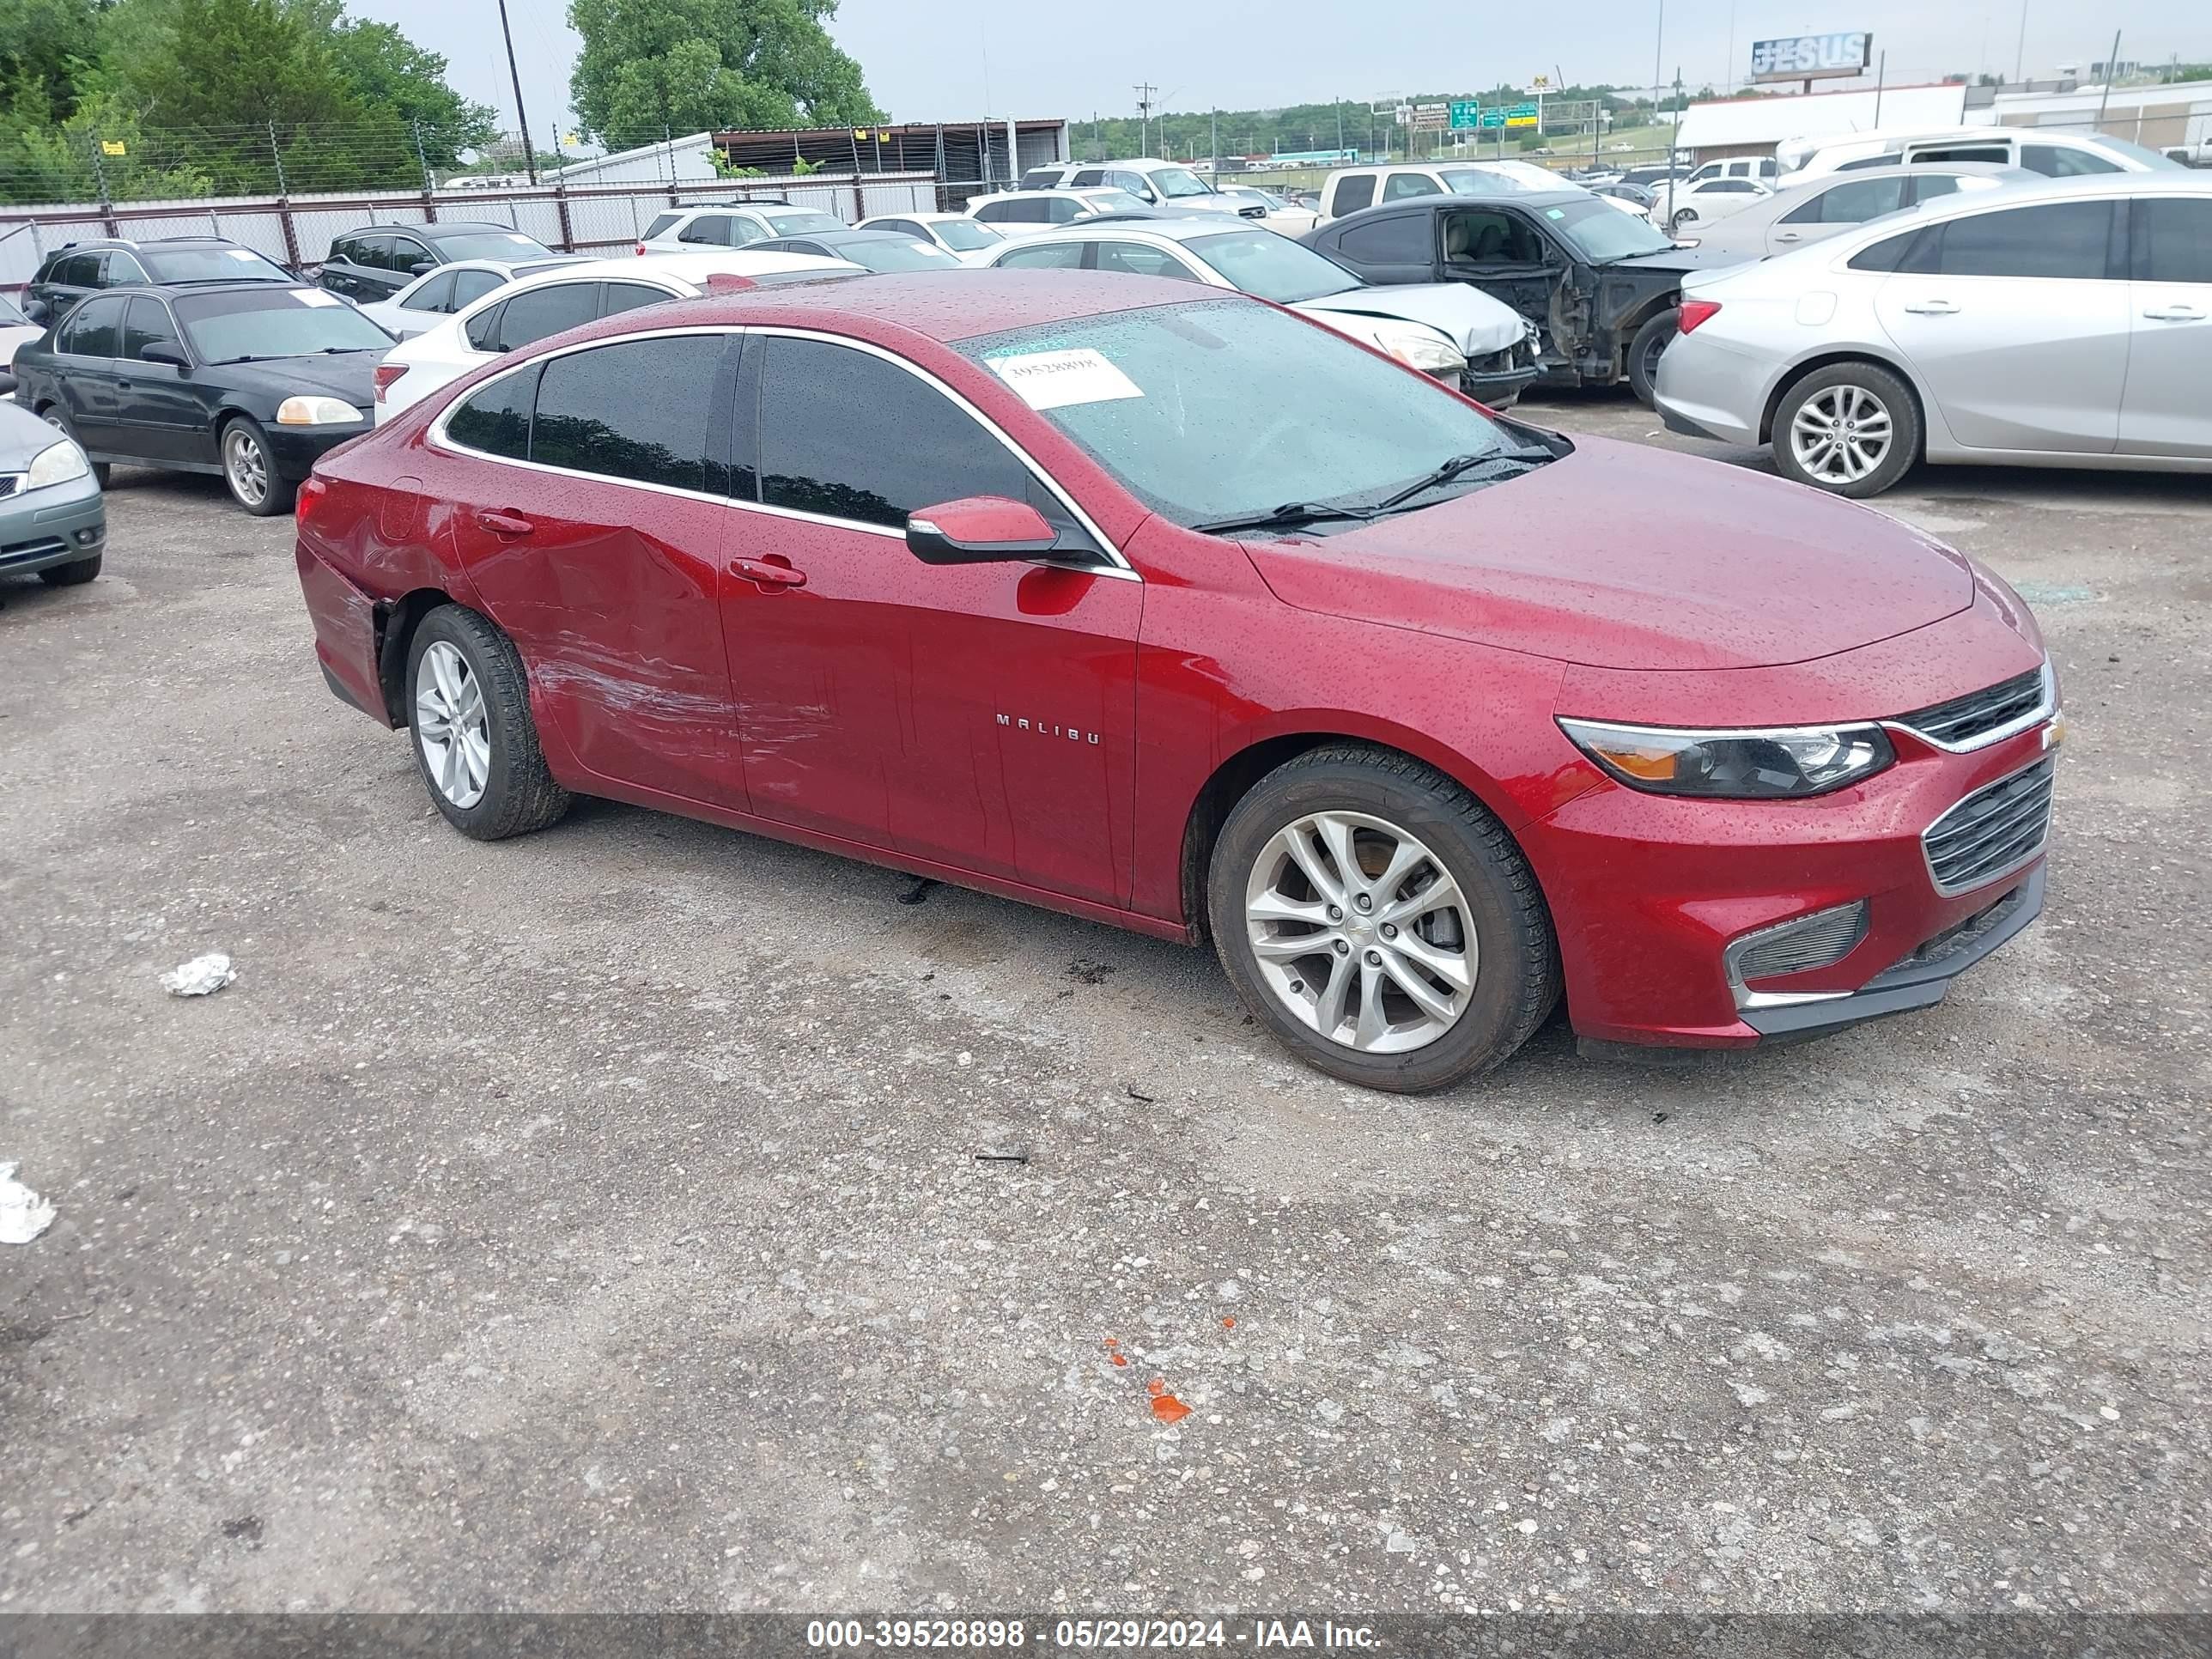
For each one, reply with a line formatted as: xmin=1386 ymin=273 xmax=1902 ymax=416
xmin=1729 ymin=900 xmax=1870 ymax=993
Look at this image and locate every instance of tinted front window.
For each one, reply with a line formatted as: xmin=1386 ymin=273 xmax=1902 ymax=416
xmin=447 ymin=363 xmax=538 ymax=459
xmin=428 ymin=230 xmax=550 ymax=261
xmin=1790 ymin=176 xmax=1908 ymax=222
xmin=2139 ymin=198 xmax=2212 ymax=285
xmin=141 ymin=246 xmax=291 ymax=283
xmin=1936 ymin=202 xmax=2114 ymax=279
xmin=1093 ymin=241 xmax=1201 ymax=279
xmin=1338 ymin=214 xmax=1431 ymax=264
xmin=957 ymin=300 xmax=1516 ymax=529
xmin=758 ymin=336 xmax=1030 ymax=528
xmin=495 ymin=283 xmax=601 ymax=351
xmin=532 ymin=337 xmax=725 ymax=493
xmin=175 ymin=289 xmax=393 ymax=362
xmin=2021 ymin=144 xmax=2121 ymax=178
xmin=121 ymin=296 xmax=180 ymax=362
xmin=1382 ymin=173 xmax=1442 ymax=202
xmin=1186 ymin=228 xmax=1356 ymax=302
xmin=409 ymin=270 xmax=459 ymax=312
xmin=994 ymin=243 xmax=1085 ymax=269
xmin=1332 ymin=175 xmax=1376 ymax=215
xmin=55 ymin=252 xmax=102 ymax=288
xmin=599 ymin=281 xmax=673 ymax=317
xmin=1444 ymin=210 xmax=1544 ymax=264
xmin=451 ymin=269 xmax=504 ymax=308
xmin=58 ymin=295 xmax=125 ymax=356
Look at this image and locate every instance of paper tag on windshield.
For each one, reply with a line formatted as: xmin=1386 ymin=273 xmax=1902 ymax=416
xmin=295 ymin=289 xmax=342 ymax=307
xmin=986 ymin=348 xmax=1142 ymax=411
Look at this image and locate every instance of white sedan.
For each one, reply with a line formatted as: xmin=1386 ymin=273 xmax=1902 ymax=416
xmin=374 ymin=251 xmax=858 ymax=422
xmin=1206 ymin=185 xmax=1320 ymax=234
xmin=1650 ymin=176 xmax=1775 ymax=234
xmin=980 ymin=219 xmax=1540 ymax=406
xmin=856 ymin=211 xmax=1009 ymax=264
xmin=357 ymin=255 xmax=587 ymax=339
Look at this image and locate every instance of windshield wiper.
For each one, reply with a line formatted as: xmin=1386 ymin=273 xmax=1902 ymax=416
xmin=1190 ymin=501 xmax=1377 ymax=536
xmin=1370 ymin=449 xmax=1552 ymax=514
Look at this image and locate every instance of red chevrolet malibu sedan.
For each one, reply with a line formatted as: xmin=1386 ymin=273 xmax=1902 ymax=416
xmin=294 ymin=270 xmax=2059 ymax=1092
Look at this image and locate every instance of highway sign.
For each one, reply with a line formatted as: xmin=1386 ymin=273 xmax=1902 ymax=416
xmin=1449 ymin=100 xmax=1482 ymax=131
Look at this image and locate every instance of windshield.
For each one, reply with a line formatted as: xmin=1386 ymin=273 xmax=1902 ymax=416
xmin=842 ymin=238 xmax=962 ymax=271
xmin=1440 ymin=168 xmax=1516 ymax=195
xmin=1150 ymin=166 xmax=1217 ymax=199
xmin=1184 ymin=228 xmax=1357 ymax=303
xmin=175 ymin=289 xmax=393 ymax=363
xmin=1544 ymin=196 xmax=1674 ymax=261
xmin=764 ymin=210 xmax=846 ymax=234
xmin=932 ymin=218 xmax=1001 ymax=251
xmin=142 ymin=246 xmax=294 ymax=283
xmin=428 ymin=230 xmax=550 ymax=261
xmin=2087 ymin=136 xmax=2185 ymax=170
xmin=1080 ymin=191 xmax=1152 ymax=215
xmin=957 ymin=299 xmax=1518 ymax=529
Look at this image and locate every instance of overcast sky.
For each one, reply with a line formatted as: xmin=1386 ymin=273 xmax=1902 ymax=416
xmin=356 ymin=0 xmax=2211 ymax=144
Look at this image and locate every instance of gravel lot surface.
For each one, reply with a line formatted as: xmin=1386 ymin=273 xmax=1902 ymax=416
xmin=3 ymin=392 xmax=2206 ymax=1616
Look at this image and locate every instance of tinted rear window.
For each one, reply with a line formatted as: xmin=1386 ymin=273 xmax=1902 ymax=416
xmin=644 ymin=213 xmax=682 ymax=240
xmin=448 ymin=364 xmax=539 ymax=459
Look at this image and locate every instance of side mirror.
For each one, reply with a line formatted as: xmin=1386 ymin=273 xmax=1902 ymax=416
xmin=140 ymin=342 xmax=190 ymax=370
xmin=410 ymin=260 xmax=436 ymax=276
xmin=24 ymin=299 xmax=49 ymax=325
xmin=906 ymin=496 xmax=1058 ymax=564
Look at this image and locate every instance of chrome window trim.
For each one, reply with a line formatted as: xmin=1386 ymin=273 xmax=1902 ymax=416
xmin=426 ymin=321 xmax=1136 ymax=580
xmin=1721 ymin=901 xmax=1866 ymax=1012
xmin=1920 ymin=753 xmax=2057 ymax=898
xmin=1884 ymin=659 xmax=2057 ymax=754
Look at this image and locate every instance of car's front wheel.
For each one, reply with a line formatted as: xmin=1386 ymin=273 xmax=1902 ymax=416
xmin=404 ymin=604 xmax=572 ymax=841
xmin=1771 ymin=361 xmax=1921 ymax=498
xmin=1627 ymin=309 xmax=1678 ymax=406
xmin=220 ymin=416 xmax=294 ymax=516
xmin=38 ymin=552 xmax=101 ymax=586
xmin=1207 ymin=745 xmax=1559 ymax=1093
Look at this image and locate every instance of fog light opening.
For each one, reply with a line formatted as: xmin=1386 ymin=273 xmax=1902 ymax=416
xmin=1724 ymin=900 xmax=1870 ymax=1011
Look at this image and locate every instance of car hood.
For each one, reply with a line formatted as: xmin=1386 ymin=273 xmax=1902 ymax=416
xmin=1601 ymin=242 xmax=1765 ymax=276
xmin=1240 ymin=436 xmax=1976 ymax=672
xmin=0 ymin=397 xmax=63 ymax=465
xmin=1294 ymin=283 xmax=1525 ymax=356
xmin=219 ymin=352 xmax=381 ymax=409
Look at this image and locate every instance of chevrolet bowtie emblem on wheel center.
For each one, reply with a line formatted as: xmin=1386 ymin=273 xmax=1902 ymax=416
xmin=997 ymin=714 xmax=1100 ymax=745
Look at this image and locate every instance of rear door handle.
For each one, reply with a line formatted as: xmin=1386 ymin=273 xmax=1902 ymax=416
xmin=2142 ymin=305 xmax=2205 ymax=321
xmin=475 ymin=508 xmax=533 ymax=537
xmin=730 ymin=556 xmax=807 ymax=590
xmin=1902 ymin=300 xmax=1959 ymax=315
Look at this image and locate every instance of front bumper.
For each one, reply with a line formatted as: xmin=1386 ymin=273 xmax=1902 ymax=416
xmin=266 ymin=419 xmax=371 ymax=482
xmin=1462 ymin=334 xmax=1543 ymax=409
xmin=0 ymin=473 xmax=106 ymax=575
xmin=1523 ymin=714 xmax=2059 ymax=1051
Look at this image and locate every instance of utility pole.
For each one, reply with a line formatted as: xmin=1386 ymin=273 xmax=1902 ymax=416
xmin=1134 ymin=82 xmax=1158 ymax=156
xmin=2095 ymin=29 xmax=2122 ymax=130
xmin=495 ymin=0 xmax=536 ymax=184
xmin=2013 ymin=0 xmax=2029 ymax=85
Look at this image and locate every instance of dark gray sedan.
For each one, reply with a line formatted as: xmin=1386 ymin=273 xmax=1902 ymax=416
xmin=0 ymin=398 xmax=105 ymax=586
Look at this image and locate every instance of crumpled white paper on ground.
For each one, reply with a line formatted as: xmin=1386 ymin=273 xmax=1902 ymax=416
xmin=161 ymin=952 xmax=235 ymax=996
xmin=1 ymin=1162 xmax=56 ymax=1244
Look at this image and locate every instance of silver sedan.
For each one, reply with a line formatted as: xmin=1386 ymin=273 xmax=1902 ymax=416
xmin=1655 ymin=173 xmax=2212 ymax=496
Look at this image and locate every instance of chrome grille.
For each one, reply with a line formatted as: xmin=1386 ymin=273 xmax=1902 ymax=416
xmin=1895 ymin=665 xmax=2051 ymax=750
xmin=1923 ymin=758 xmax=2055 ymax=896
xmin=1733 ymin=902 xmax=1870 ymax=982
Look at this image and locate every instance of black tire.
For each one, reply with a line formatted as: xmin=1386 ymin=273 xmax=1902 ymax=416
xmin=1770 ymin=360 xmax=1922 ymax=499
xmin=1626 ymin=309 xmax=1678 ymax=407
xmin=1668 ymin=208 xmax=1697 ymax=235
xmin=38 ymin=552 xmax=101 ymax=586
xmin=404 ymin=604 xmax=572 ymax=841
xmin=1206 ymin=744 xmax=1559 ymax=1094
xmin=219 ymin=416 xmax=295 ymax=516
xmin=37 ymin=406 xmax=109 ymax=488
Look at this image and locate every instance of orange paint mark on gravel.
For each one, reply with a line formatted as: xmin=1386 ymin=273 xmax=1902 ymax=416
xmin=1146 ymin=1376 xmax=1165 ymax=1396
xmin=1222 ymin=1316 xmax=1237 ymax=1328
xmin=1110 ymin=1354 xmax=1127 ymax=1367
xmin=1150 ymin=1393 xmax=1193 ymax=1425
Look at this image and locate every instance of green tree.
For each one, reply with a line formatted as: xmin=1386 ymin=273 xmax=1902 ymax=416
xmin=320 ymin=10 xmax=499 ymax=167
xmin=0 ymin=0 xmax=100 ymax=126
xmin=567 ymin=0 xmax=882 ymax=145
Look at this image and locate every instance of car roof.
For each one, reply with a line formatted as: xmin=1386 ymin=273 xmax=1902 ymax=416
xmin=993 ymin=217 xmax=1273 ymax=248
xmin=419 ymin=221 xmax=538 ymax=236
xmin=1334 ymin=189 xmax=1588 ymax=215
xmin=562 ymin=268 xmax=1232 ymax=348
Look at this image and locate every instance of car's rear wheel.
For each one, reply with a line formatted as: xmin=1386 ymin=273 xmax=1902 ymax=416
xmin=1207 ymin=745 xmax=1559 ymax=1093
xmin=37 ymin=407 xmax=109 ymax=488
xmin=405 ymin=604 xmax=572 ymax=841
xmin=220 ymin=416 xmax=294 ymax=516
xmin=1627 ymin=309 xmax=1678 ymax=406
xmin=1771 ymin=362 xmax=1921 ymax=498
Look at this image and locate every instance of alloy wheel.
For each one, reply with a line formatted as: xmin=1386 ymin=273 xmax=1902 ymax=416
xmin=224 ymin=427 xmax=269 ymax=507
xmin=1789 ymin=383 xmax=1893 ymax=485
xmin=414 ymin=640 xmax=491 ymax=809
xmin=1243 ymin=810 xmax=1475 ymax=1054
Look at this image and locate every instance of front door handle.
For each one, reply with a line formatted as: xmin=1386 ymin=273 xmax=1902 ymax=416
xmin=1902 ymin=300 xmax=1959 ymax=315
xmin=2142 ymin=304 xmax=2205 ymax=322
xmin=730 ymin=556 xmax=807 ymax=590
xmin=1773 ymin=231 xmax=1802 ymax=244
xmin=475 ymin=508 xmax=533 ymax=537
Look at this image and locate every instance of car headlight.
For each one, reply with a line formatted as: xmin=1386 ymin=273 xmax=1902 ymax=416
xmin=1558 ymin=716 xmax=1894 ymax=799
xmin=24 ymin=439 xmax=90 ymax=490
xmin=1366 ymin=321 xmax=1468 ymax=375
xmin=276 ymin=396 xmax=364 ymax=426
